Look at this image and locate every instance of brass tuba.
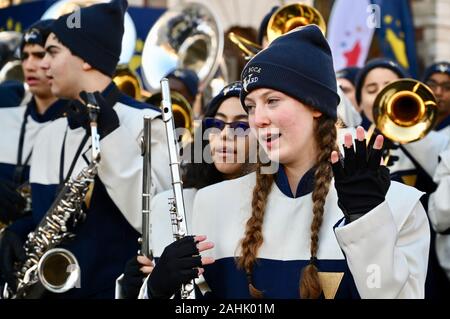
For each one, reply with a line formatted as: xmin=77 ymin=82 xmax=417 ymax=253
xmin=140 ymin=2 xmax=227 ymax=140
xmin=372 ymin=79 xmax=437 ymax=144
xmin=229 ymin=3 xmax=326 ymax=59
xmin=0 ymin=31 xmax=24 ymax=83
xmin=140 ymin=2 xmax=225 ymax=93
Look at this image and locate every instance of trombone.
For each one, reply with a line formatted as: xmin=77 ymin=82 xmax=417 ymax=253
xmin=229 ymin=3 xmax=327 ymax=59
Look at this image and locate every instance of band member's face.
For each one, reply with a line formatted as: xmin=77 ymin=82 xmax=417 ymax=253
xmin=41 ymin=33 xmax=84 ymax=99
xmin=208 ymin=97 xmax=253 ymax=177
xmin=337 ymin=78 xmax=359 ymax=112
xmin=246 ymin=88 xmax=321 ymax=166
xmin=21 ymin=44 xmax=52 ymax=98
xmin=426 ymin=73 xmax=450 ymax=117
xmin=360 ymin=68 xmax=400 ymax=122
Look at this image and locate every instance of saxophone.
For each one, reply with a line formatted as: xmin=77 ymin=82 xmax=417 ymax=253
xmin=4 ymin=93 xmax=101 ymax=299
xmin=161 ymin=78 xmax=195 ymax=299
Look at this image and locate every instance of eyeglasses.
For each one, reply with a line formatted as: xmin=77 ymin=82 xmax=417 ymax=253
xmin=203 ymin=117 xmax=250 ymax=136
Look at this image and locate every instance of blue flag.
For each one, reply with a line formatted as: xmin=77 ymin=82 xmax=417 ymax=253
xmin=371 ymin=0 xmax=418 ymax=78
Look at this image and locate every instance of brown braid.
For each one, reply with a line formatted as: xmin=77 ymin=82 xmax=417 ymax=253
xmin=237 ymin=162 xmax=274 ymax=298
xmin=237 ymin=116 xmax=337 ymax=299
xmin=299 ymin=116 xmax=337 ymax=299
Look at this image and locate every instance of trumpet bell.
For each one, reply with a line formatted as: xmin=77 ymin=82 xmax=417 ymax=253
xmin=37 ymin=248 xmax=80 ymax=293
xmin=229 ymin=3 xmax=326 ymax=59
xmin=267 ymin=3 xmax=327 ymax=42
xmin=373 ymin=79 xmax=437 ymax=144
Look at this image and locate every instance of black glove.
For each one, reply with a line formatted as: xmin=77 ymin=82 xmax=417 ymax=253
xmin=368 ymin=129 xmax=399 ymax=166
xmin=147 ymin=236 xmax=201 ymax=299
xmin=0 ymin=180 xmax=26 ymax=224
xmin=68 ymin=91 xmax=119 ymax=139
xmin=332 ymin=138 xmax=391 ymax=223
xmin=121 ymin=256 xmax=146 ymax=299
xmin=0 ymin=229 xmax=26 ymax=292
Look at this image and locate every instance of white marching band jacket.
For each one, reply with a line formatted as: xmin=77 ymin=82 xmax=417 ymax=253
xmin=191 ymin=173 xmax=429 ymax=299
xmin=429 ymin=146 xmax=450 ymax=281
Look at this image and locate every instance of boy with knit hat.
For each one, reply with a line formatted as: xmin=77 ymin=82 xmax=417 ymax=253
xmin=0 ymin=19 xmax=67 ymax=233
xmin=1 ymin=0 xmax=171 ymax=298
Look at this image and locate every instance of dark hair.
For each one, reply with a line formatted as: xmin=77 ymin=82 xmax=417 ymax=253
xmin=182 ymin=94 xmax=246 ymax=189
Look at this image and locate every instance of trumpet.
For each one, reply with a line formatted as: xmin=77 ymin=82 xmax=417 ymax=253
xmin=161 ymin=78 xmax=195 ymax=299
xmin=372 ymin=78 xmax=437 ymax=144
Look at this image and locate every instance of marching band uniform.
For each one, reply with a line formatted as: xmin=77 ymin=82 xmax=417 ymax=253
xmin=118 ymin=82 xmax=252 ymax=299
xmin=140 ymin=25 xmax=430 ymax=300
xmin=401 ymin=62 xmax=450 ymax=183
xmin=0 ymin=20 xmax=67 ymax=225
xmin=193 ymin=172 xmax=428 ymax=298
xmin=6 ymin=0 xmax=171 ymax=298
xmin=428 ymin=146 xmax=450 ymax=297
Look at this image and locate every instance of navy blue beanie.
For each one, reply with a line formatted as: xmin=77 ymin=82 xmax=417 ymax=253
xmin=20 ymin=19 xmax=55 ymax=53
xmin=51 ymin=0 xmax=127 ymax=77
xmin=166 ymin=68 xmax=199 ymax=98
xmin=355 ymin=58 xmax=408 ymax=105
xmin=206 ymin=81 xmax=242 ymax=111
xmin=336 ymin=67 xmax=360 ymax=86
xmin=257 ymin=6 xmax=279 ymax=45
xmin=422 ymin=62 xmax=450 ymax=82
xmin=241 ymin=25 xmax=340 ymax=119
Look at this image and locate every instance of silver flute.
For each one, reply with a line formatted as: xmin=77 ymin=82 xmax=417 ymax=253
xmin=140 ymin=116 xmax=153 ymax=260
xmin=160 ymin=78 xmax=195 ymax=299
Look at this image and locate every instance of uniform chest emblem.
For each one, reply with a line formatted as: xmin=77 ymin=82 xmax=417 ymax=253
xmin=318 ymin=272 xmax=344 ymax=299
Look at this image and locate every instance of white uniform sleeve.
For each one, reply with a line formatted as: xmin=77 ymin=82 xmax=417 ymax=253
xmin=429 ymin=149 xmax=450 ymax=232
xmin=95 ymin=116 xmax=171 ymax=233
xmin=402 ymin=130 xmax=449 ymax=177
xmin=335 ymin=200 xmax=430 ymax=299
xmin=115 ymin=274 xmax=125 ymax=299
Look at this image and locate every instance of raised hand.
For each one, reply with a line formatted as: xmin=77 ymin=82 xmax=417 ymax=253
xmin=331 ymin=126 xmax=391 ymax=223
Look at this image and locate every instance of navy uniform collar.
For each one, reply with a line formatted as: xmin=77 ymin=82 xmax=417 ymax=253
xmin=67 ymin=82 xmax=120 ymax=129
xmin=274 ymin=165 xmax=316 ymax=198
xmin=27 ymin=97 xmax=69 ymax=123
xmin=436 ymin=114 xmax=450 ymax=131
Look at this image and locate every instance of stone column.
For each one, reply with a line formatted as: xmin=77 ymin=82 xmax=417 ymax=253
xmin=412 ymin=0 xmax=450 ymax=69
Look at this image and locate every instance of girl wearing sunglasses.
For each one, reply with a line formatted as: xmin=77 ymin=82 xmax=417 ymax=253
xmin=142 ymin=25 xmax=429 ymax=300
xmin=116 ymin=82 xmax=256 ymax=299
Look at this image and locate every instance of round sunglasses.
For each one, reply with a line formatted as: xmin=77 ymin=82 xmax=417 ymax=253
xmin=203 ymin=117 xmax=250 ymax=136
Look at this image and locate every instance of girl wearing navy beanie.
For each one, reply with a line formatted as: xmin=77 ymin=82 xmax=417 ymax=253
xmin=142 ymin=25 xmax=429 ymax=299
